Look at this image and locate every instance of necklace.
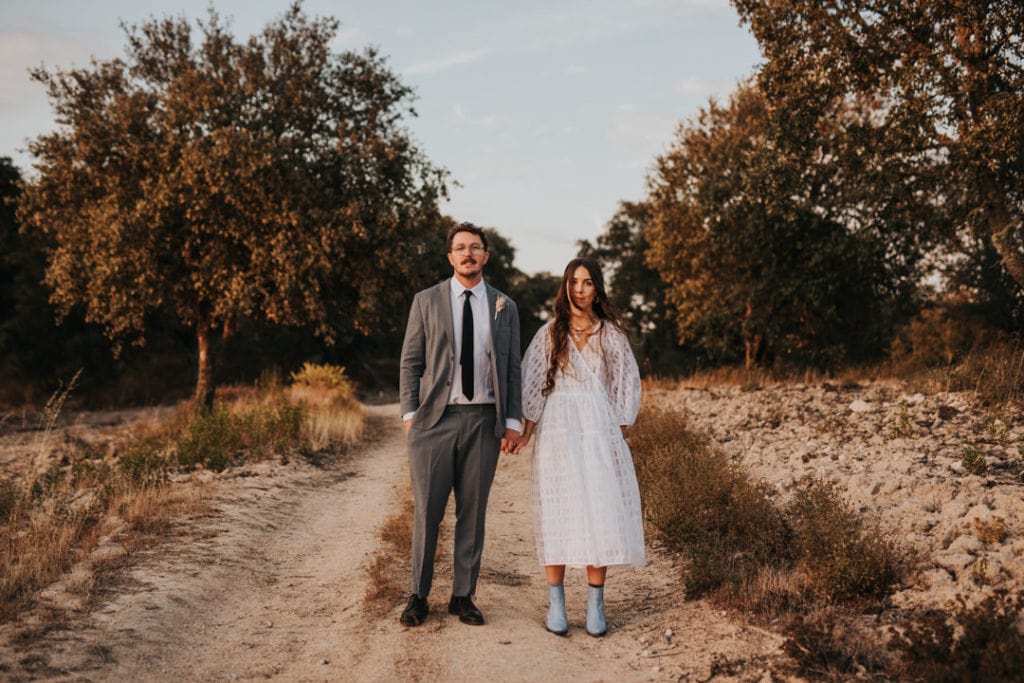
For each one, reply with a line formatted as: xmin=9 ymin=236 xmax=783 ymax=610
xmin=569 ymin=317 xmax=598 ymax=342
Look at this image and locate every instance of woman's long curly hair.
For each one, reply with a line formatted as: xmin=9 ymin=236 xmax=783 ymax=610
xmin=542 ymin=257 xmax=625 ymax=396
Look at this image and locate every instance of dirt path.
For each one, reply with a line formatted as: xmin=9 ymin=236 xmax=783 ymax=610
xmin=2 ymin=404 xmax=790 ymax=681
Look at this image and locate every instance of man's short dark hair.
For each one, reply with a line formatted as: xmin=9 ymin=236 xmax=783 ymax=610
xmin=446 ymin=222 xmax=489 ymax=253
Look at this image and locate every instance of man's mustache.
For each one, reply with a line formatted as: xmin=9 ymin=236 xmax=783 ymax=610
xmin=460 ymin=259 xmax=477 ymax=266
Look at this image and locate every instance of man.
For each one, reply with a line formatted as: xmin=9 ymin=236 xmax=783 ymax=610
xmin=398 ymin=222 xmax=523 ymax=626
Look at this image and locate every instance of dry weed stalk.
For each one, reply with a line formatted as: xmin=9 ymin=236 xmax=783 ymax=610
xmin=30 ymin=369 xmax=82 ymax=478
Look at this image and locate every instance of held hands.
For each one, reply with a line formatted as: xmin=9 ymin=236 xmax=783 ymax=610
xmin=499 ymin=428 xmax=521 ymax=455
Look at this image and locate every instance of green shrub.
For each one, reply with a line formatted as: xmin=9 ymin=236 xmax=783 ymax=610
xmin=175 ymin=402 xmax=306 ymax=471
xmin=117 ymin=441 xmax=170 ymax=488
xmin=786 ymin=478 xmax=906 ymax=602
xmin=239 ymin=403 xmax=304 ymax=452
xmin=175 ymin=406 xmax=241 ymax=471
xmin=892 ymin=590 xmax=1024 ymax=682
xmin=962 ymin=447 xmax=988 ymax=476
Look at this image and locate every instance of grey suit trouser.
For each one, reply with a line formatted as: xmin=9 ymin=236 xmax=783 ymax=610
xmin=407 ymin=404 xmax=500 ymax=598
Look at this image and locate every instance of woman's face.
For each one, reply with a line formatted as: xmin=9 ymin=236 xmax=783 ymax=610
xmin=568 ymin=265 xmax=596 ymax=314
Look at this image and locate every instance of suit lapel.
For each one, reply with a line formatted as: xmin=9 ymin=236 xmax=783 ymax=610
xmin=485 ymin=284 xmax=498 ymax=346
xmin=440 ymin=279 xmax=455 ymax=353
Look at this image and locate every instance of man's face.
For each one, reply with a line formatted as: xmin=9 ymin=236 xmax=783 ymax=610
xmin=447 ymin=230 xmax=489 ymax=279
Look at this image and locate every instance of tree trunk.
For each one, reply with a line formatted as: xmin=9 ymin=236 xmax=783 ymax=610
xmin=743 ymin=299 xmax=762 ymax=369
xmin=194 ymin=325 xmax=215 ymax=409
xmin=744 ymin=334 xmax=763 ymax=370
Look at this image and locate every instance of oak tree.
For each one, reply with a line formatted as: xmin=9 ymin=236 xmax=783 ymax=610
xmin=645 ymin=81 xmax=919 ymax=368
xmin=18 ymin=4 xmax=447 ymax=405
xmin=732 ymin=0 xmax=1024 ymax=290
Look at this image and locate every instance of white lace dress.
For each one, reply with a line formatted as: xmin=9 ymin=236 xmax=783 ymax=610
xmin=522 ymin=321 xmax=646 ymax=568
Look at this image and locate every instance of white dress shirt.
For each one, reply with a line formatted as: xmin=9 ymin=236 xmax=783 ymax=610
xmin=449 ymin=279 xmax=495 ymax=405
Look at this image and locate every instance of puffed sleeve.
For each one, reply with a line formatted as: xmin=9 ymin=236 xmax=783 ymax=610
xmin=605 ymin=327 xmax=641 ymax=426
xmin=521 ymin=322 xmax=553 ymax=423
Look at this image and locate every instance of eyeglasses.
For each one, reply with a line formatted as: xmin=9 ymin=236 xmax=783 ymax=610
xmin=451 ymin=244 xmax=486 ymax=254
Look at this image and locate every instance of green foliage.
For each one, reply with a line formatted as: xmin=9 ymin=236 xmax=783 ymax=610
xmin=508 ymin=271 xmax=561 ymax=355
xmin=645 ymin=81 xmax=918 ymax=370
xmin=175 ymin=402 xmax=306 ymax=471
xmin=117 ymin=442 xmax=170 ymax=489
xmin=731 ymin=1 xmax=1024 ymax=292
xmin=17 ymin=4 xmax=448 ymax=404
xmin=962 ymin=447 xmax=989 ymax=476
xmin=892 ymin=590 xmax=1024 ymax=682
xmin=176 ymin=406 xmax=242 ymax=471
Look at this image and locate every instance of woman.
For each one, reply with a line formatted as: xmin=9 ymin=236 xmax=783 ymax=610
xmin=514 ymin=257 xmax=645 ymax=637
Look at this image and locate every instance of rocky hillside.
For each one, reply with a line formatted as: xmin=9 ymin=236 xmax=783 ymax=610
xmin=650 ymin=381 xmax=1024 ymax=611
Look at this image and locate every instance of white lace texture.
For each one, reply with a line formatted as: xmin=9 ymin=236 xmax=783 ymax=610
xmin=522 ymin=321 xmax=646 ymax=568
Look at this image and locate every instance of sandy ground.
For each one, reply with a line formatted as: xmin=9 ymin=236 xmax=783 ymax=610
xmin=0 ymin=403 xmax=790 ymax=682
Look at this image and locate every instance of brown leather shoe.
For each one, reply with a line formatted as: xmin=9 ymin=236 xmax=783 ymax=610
xmin=448 ymin=595 xmax=484 ymax=625
xmin=400 ymin=594 xmax=429 ymax=626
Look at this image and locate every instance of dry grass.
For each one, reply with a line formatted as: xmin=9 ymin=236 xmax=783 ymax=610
xmin=364 ymin=491 xmax=414 ymax=607
xmin=974 ymin=517 xmax=1009 ymax=545
xmin=0 ymin=373 xmax=367 ymax=625
xmin=301 ymin=403 xmax=366 ymax=453
xmin=0 ymin=451 xmax=207 ymax=621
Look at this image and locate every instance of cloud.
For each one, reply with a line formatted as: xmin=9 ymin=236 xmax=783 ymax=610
xmin=610 ymin=106 xmax=678 ymax=155
xmin=403 ymin=48 xmax=489 ymax=75
xmin=451 ymin=103 xmax=519 ymax=133
xmin=675 ymin=75 xmax=731 ymax=98
xmin=328 ymin=27 xmax=364 ymax=50
xmin=565 ymin=64 xmax=589 ymax=75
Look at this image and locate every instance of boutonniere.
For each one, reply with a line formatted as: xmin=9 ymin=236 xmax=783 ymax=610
xmin=494 ymin=295 xmax=506 ymax=320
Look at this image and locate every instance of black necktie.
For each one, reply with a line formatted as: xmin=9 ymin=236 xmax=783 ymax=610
xmin=461 ymin=290 xmax=474 ymax=400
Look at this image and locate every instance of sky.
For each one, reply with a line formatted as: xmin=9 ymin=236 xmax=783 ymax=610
xmin=0 ymin=0 xmax=762 ymax=275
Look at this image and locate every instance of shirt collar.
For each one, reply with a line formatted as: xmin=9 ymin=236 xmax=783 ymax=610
xmin=451 ymin=279 xmax=487 ymax=299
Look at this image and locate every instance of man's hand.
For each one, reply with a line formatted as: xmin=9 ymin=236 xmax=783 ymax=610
xmin=512 ymin=433 xmax=531 ymax=455
xmin=500 ymin=428 xmax=521 ymax=455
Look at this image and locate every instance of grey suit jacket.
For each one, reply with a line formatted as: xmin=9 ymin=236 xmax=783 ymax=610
xmin=400 ymin=279 xmax=522 ymax=437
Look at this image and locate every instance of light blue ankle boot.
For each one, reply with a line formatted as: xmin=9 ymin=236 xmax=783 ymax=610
xmin=586 ymin=584 xmax=606 ymax=637
xmin=546 ymin=583 xmax=568 ymax=635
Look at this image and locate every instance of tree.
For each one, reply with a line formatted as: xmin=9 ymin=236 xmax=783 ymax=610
xmin=645 ymin=81 xmax=919 ymax=368
xmin=732 ymin=0 xmax=1024 ymax=290
xmin=18 ymin=3 xmax=447 ymax=405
